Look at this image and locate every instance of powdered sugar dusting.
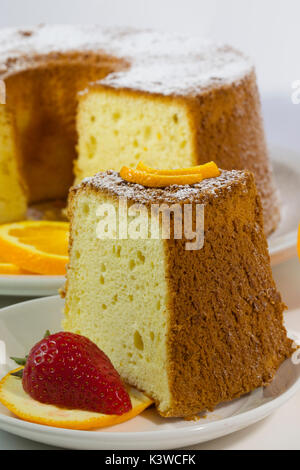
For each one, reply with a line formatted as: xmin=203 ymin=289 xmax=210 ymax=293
xmin=0 ymin=25 xmax=253 ymax=96
xmin=80 ymin=170 xmax=248 ymax=205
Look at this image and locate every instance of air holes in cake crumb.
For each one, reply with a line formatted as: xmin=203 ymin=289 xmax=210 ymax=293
xmin=129 ymin=259 xmax=136 ymax=270
xmin=100 ymin=263 xmax=106 ymax=272
xmin=113 ymin=294 xmax=118 ymax=303
xmin=75 ymin=251 xmax=81 ymax=259
xmin=134 ymin=331 xmax=144 ymax=351
xmin=90 ymin=115 xmax=95 ymax=122
xmin=157 ymin=132 xmax=162 ymax=140
xmin=137 ymin=251 xmax=145 ymax=264
xmin=134 ymin=153 xmax=141 ymax=160
xmin=82 ymin=203 xmax=90 ymax=215
xmin=87 ymin=135 xmax=97 ymax=159
xmin=100 ymin=275 xmax=105 ymax=285
xmin=116 ymin=246 xmax=121 ymax=257
xmin=180 ymin=140 xmax=187 ymax=149
xmin=112 ymin=112 xmax=121 ymax=121
xmin=133 ymin=139 xmax=138 ymax=148
xmin=128 ymin=294 xmax=133 ymax=302
xmin=144 ymin=126 xmax=151 ymax=139
xmin=102 ymin=304 xmax=107 ymax=310
xmin=150 ymin=331 xmax=155 ymax=341
xmin=156 ymin=300 xmax=161 ymax=311
xmin=173 ymin=114 xmax=179 ymax=124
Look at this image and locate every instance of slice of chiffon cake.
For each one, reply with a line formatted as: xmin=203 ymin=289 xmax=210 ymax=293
xmin=63 ymin=169 xmax=293 ymax=417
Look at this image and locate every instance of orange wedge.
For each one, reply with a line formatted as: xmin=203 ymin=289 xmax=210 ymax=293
xmin=0 ymin=221 xmax=69 ymax=275
xmin=0 ymin=368 xmax=153 ymax=430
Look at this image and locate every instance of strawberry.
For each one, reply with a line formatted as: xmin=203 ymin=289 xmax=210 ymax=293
xmin=11 ymin=331 xmax=132 ymax=415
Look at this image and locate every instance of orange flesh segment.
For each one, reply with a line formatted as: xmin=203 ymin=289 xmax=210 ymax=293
xmin=0 ymin=221 xmax=69 ymax=275
xmin=0 ymin=368 xmax=153 ymax=430
xmin=121 ymin=162 xmax=220 ymax=187
xmin=0 ymin=263 xmax=31 ymax=275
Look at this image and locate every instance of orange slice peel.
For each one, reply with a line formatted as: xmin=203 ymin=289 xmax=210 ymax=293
xmin=0 ymin=221 xmax=69 ymax=275
xmin=121 ymin=161 xmax=220 ymax=187
xmin=0 ymin=367 xmax=153 ymax=430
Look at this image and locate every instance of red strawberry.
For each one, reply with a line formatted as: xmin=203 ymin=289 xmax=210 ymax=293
xmin=13 ymin=331 xmax=132 ymax=415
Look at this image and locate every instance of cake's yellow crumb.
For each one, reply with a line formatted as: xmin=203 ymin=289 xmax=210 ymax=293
xmin=75 ymin=90 xmax=195 ymax=183
xmin=0 ymin=105 xmax=27 ymax=224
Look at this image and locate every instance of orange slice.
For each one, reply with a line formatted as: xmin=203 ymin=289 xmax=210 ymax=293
xmin=0 ymin=221 xmax=69 ymax=275
xmin=297 ymin=224 xmax=300 ymax=259
xmin=0 ymin=263 xmax=30 ymax=275
xmin=0 ymin=368 xmax=153 ymax=430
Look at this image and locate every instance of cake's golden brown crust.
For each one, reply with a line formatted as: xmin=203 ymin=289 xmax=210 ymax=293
xmin=78 ymin=75 xmax=278 ymax=235
xmin=66 ymin=171 xmax=293 ymax=417
xmin=0 ymin=25 xmax=279 ymax=233
xmin=185 ymin=71 xmax=279 ymax=235
xmin=163 ymin=172 xmax=292 ymax=417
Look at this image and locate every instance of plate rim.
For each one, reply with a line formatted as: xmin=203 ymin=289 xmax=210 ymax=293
xmin=0 ymin=295 xmax=299 ymax=444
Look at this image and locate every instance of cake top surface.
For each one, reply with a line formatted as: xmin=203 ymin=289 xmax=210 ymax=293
xmin=77 ymin=169 xmax=251 ymax=205
xmin=0 ymin=25 xmax=253 ymax=96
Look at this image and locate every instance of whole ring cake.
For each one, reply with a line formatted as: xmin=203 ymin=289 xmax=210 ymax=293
xmin=0 ymin=25 xmax=279 ymax=234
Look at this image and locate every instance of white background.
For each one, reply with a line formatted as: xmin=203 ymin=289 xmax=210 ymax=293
xmin=1 ymin=0 xmax=300 ymax=95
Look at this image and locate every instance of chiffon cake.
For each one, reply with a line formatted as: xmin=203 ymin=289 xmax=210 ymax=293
xmin=0 ymin=25 xmax=279 ymax=234
xmin=63 ymin=169 xmax=293 ymax=417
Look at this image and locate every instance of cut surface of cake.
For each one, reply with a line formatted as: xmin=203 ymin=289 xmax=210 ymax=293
xmin=0 ymin=25 xmax=278 ymax=234
xmin=63 ymin=169 xmax=293 ymax=417
xmin=0 ymin=105 xmax=27 ymax=224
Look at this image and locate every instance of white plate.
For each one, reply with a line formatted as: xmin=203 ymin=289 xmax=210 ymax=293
xmin=0 ymin=144 xmax=298 ymax=296
xmin=268 ymin=147 xmax=300 ymax=265
xmin=0 ymin=275 xmax=64 ymax=297
xmin=0 ymin=295 xmax=299 ymax=450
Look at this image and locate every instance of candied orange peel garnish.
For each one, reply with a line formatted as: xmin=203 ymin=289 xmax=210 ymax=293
xmin=120 ymin=161 xmax=220 ymax=188
xmin=137 ymin=161 xmax=204 ymax=175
